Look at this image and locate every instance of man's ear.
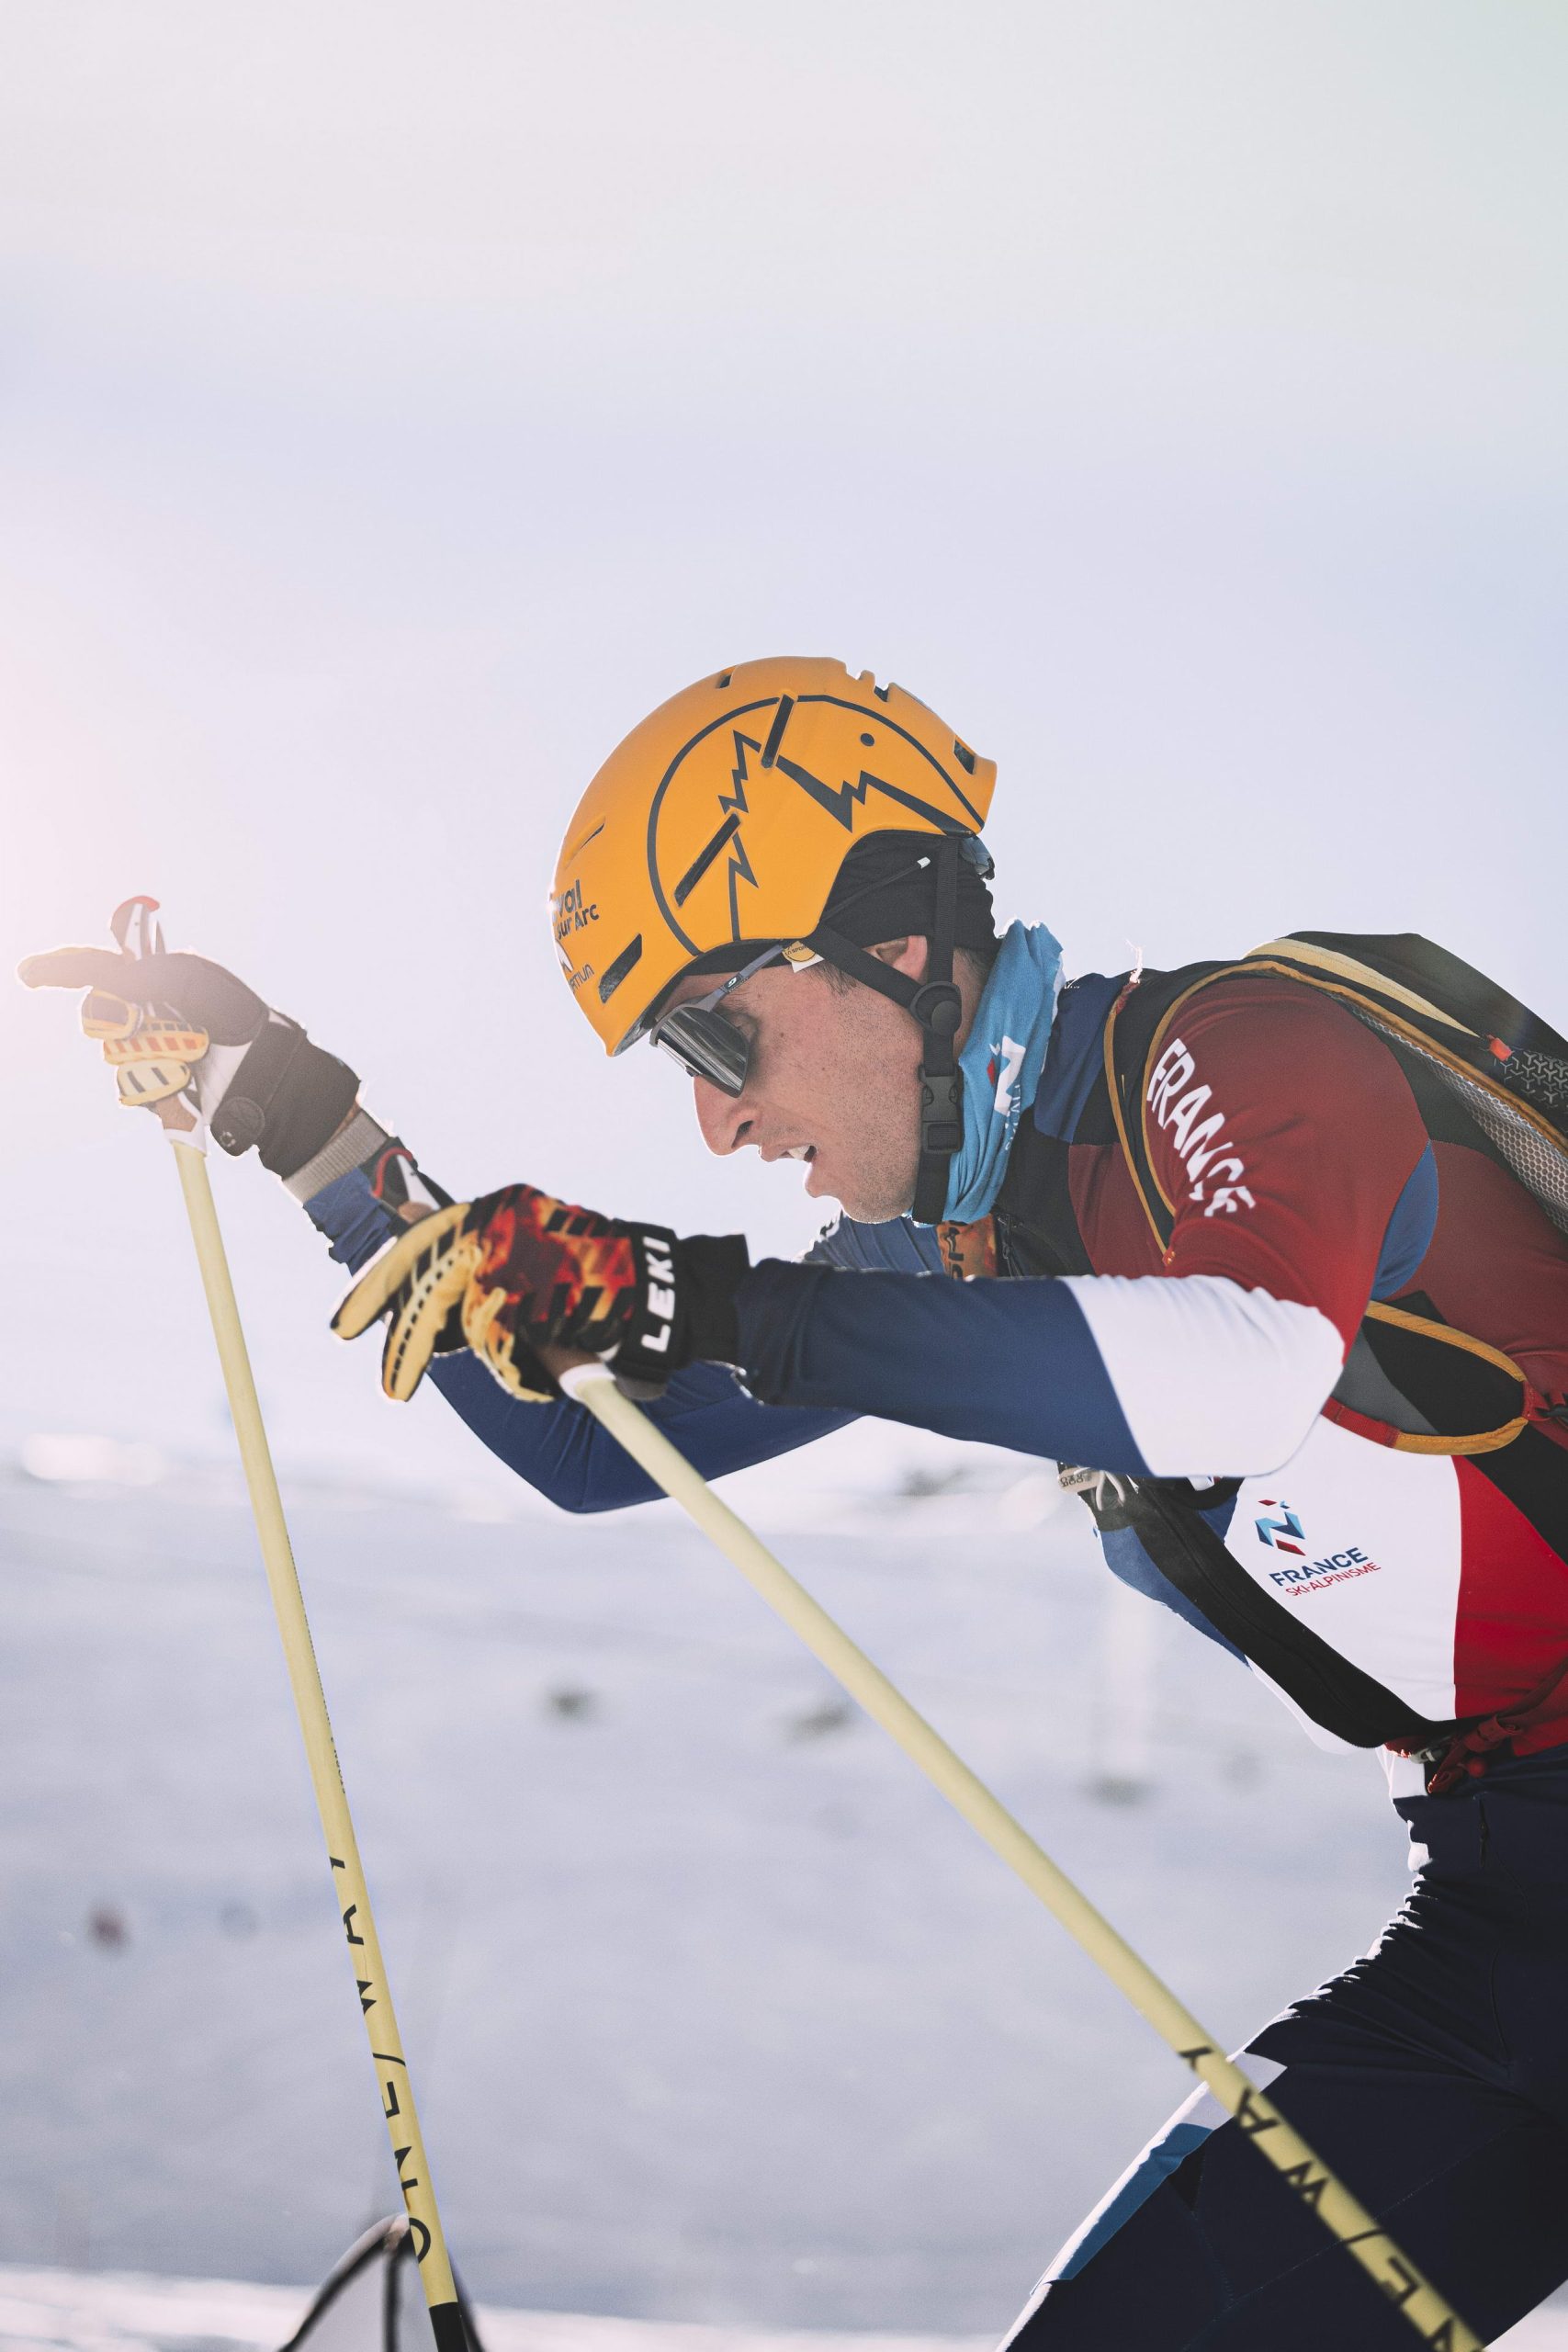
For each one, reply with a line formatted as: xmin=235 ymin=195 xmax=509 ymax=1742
xmin=870 ymin=935 xmax=929 ymax=979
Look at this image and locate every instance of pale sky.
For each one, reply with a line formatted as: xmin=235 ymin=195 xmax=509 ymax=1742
xmin=3 ymin=2 xmax=1564 ymax=1495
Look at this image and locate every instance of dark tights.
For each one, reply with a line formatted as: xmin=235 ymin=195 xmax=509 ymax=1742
xmin=1007 ymin=1756 xmax=1568 ymax=2349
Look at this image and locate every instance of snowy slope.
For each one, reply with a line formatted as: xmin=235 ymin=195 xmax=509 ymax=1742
xmin=0 ymin=2257 xmax=989 ymax=2352
xmin=0 ymin=2256 xmax=1562 ymax=2348
xmin=0 ymin=1453 xmax=1494 ymax=2335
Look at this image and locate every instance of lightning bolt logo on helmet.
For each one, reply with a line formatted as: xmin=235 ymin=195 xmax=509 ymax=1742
xmin=551 ymin=657 xmax=997 ymax=1058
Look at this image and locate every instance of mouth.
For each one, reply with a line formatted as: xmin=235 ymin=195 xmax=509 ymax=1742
xmin=773 ymin=1141 xmax=825 ymax=1193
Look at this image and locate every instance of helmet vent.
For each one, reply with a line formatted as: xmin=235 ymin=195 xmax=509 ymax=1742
xmin=759 ymin=696 xmax=795 ymax=768
xmin=716 ymin=671 xmax=732 ymax=688
xmin=673 ymin=814 xmax=742 ymax=908
xmin=953 ymin=739 xmax=976 ymax=775
xmin=598 ymin=934 xmax=643 ymax=1003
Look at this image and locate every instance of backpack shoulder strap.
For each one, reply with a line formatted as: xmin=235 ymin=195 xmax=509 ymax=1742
xmin=1102 ymin=961 xmax=1244 ymax=1251
xmin=1255 ymin=932 xmax=1568 ymax=1069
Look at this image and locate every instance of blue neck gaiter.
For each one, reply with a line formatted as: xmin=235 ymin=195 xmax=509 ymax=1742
xmin=931 ymin=920 xmax=1065 ymax=1225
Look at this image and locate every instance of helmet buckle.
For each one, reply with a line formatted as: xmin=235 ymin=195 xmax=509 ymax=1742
xmin=919 ymin=1067 xmax=963 ymax=1156
xmin=908 ymin=980 xmax=962 ymax=1039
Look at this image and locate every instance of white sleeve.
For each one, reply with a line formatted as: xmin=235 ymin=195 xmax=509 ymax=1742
xmin=1059 ymin=1272 xmax=1345 ymax=1477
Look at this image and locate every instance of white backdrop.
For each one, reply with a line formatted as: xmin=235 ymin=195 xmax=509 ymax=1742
xmin=2 ymin=1 xmax=1564 ymax=1494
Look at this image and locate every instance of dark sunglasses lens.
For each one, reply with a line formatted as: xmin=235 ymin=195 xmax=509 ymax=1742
xmin=652 ymin=1004 xmax=750 ymax=1096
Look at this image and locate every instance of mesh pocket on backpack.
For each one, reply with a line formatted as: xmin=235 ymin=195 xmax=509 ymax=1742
xmin=1355 ymin=1011 xmax=1568 ymax=1238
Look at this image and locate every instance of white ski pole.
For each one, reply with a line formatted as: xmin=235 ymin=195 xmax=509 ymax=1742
xmin=558 ymin=1363 xmax=1482 ymax=2352
xmin=173 ymin=1136 xmax=469 ymax=2352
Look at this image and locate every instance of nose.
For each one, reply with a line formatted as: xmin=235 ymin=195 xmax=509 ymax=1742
xmin=694 ymin=1074 xmax=752 ymax=1156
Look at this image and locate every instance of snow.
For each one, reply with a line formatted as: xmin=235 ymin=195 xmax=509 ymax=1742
xmin=0 ymin=2259 xmax=988 ymax=2352
xmin=1 ymin=1453 xmax=1561 ymax=2340
xmin=0 ymin=2256 xmax=1562 ymax=2349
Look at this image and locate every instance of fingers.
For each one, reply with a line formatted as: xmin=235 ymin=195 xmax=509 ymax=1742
xmin=458 ymin=1266 xmax=515 ymax=1358
xmin=334 ymin=1193 xmax=590 ymax=1409
xmin=332 ymin=1204 xmax=476 ymax=1401
xmin=331 ymin=1222 xmax=438 ymax=1341
xmin=378 ymin=1244 xmax=470 ymax=1401
xmin=82 ymin=991 xmax=141 ymax=1041
xmin=17 ymin=947 xmax=132 ymax=991
xmin=142 ymin=954 xmax=268 ymax=1044
xmin=17 ymin=946 xmax=268 ymax=1044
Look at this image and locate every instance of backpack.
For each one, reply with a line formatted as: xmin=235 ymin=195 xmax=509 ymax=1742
xmin=1103 ymin=932 xmax=1568 ymax=1461
xmin=1110 ymin=930 xmax=1568 ymax=1242
xmin=1065 ymin=932 xmax=1568 ymax=1756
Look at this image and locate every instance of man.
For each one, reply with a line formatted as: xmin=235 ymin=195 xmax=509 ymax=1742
xmin=24 ymin=655 xmax=1568 ymax=2346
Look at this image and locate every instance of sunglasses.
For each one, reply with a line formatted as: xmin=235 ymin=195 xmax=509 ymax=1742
xmin=649 ymin=941 xmax=809 ymax=1095
xmin=646 ymin=836 xmax=989 ymax=1097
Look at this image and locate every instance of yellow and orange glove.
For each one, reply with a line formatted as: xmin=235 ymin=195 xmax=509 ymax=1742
xmin=332 ymin=1183 xmax=750 ymax=1403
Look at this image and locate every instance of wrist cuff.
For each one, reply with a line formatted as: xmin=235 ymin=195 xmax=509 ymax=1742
xmin=285 ymin=1108 xmax=391 ymax=1202
xmin=613 ymin=1228 xmax=750 ymax=1387
xmin=676 ymin=1232 xmax=750 ymax=1366
xmin=211 ymin=1012 xmax=362 ymax=1176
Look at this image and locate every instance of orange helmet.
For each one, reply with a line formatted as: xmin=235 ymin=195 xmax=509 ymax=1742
xmin=551 ymin=656 xmax=996 ymax=1057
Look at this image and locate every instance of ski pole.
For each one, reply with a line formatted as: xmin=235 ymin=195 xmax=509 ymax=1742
xmin=171 ymin=1137 xmax=468 ymax=2352
xmin=558 ymin=1363 xmax=1482 ymax=2352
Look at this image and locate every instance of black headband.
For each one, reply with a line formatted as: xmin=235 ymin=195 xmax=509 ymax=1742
xmin=675 ymin=831 xmax=997 ymax=981
xmin=819 ymin=831 xmax=997 ymax=955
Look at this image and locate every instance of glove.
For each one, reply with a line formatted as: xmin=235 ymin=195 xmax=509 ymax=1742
xmin=331 ymin=1183 xmax=750 ymax=1403
xmin=18 ymin=897 xmax=359 ymax=1179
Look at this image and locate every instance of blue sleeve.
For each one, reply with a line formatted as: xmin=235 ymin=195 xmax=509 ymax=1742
xmin=304 ymin=1166 xmax=852 ymax=1513
xmin=736 ymin=1260 xmax=1152 ymax=1473
xmin=426 ymin=1351 xmax=853 ymax=1512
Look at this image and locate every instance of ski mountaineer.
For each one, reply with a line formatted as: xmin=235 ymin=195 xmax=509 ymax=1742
xmin=21 ymin=655 xmax=1568 ymax=2346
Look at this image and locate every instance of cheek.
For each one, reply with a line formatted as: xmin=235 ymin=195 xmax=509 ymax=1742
xmin=806 ymin=992 xmax=921 ymax=1131
xmin=747 ymin=973 xmax=922 ymax=1136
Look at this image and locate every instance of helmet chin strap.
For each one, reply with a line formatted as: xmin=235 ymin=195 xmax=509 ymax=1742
xmin=806 ymin=833 xmax=964 ymax=1227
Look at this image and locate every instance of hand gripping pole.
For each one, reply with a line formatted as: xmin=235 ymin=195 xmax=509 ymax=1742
xmin=172 ymin=1139 xmax=468 ymax=2352
xmin=559 ymin=1363 xmax=1483 ymax=2352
